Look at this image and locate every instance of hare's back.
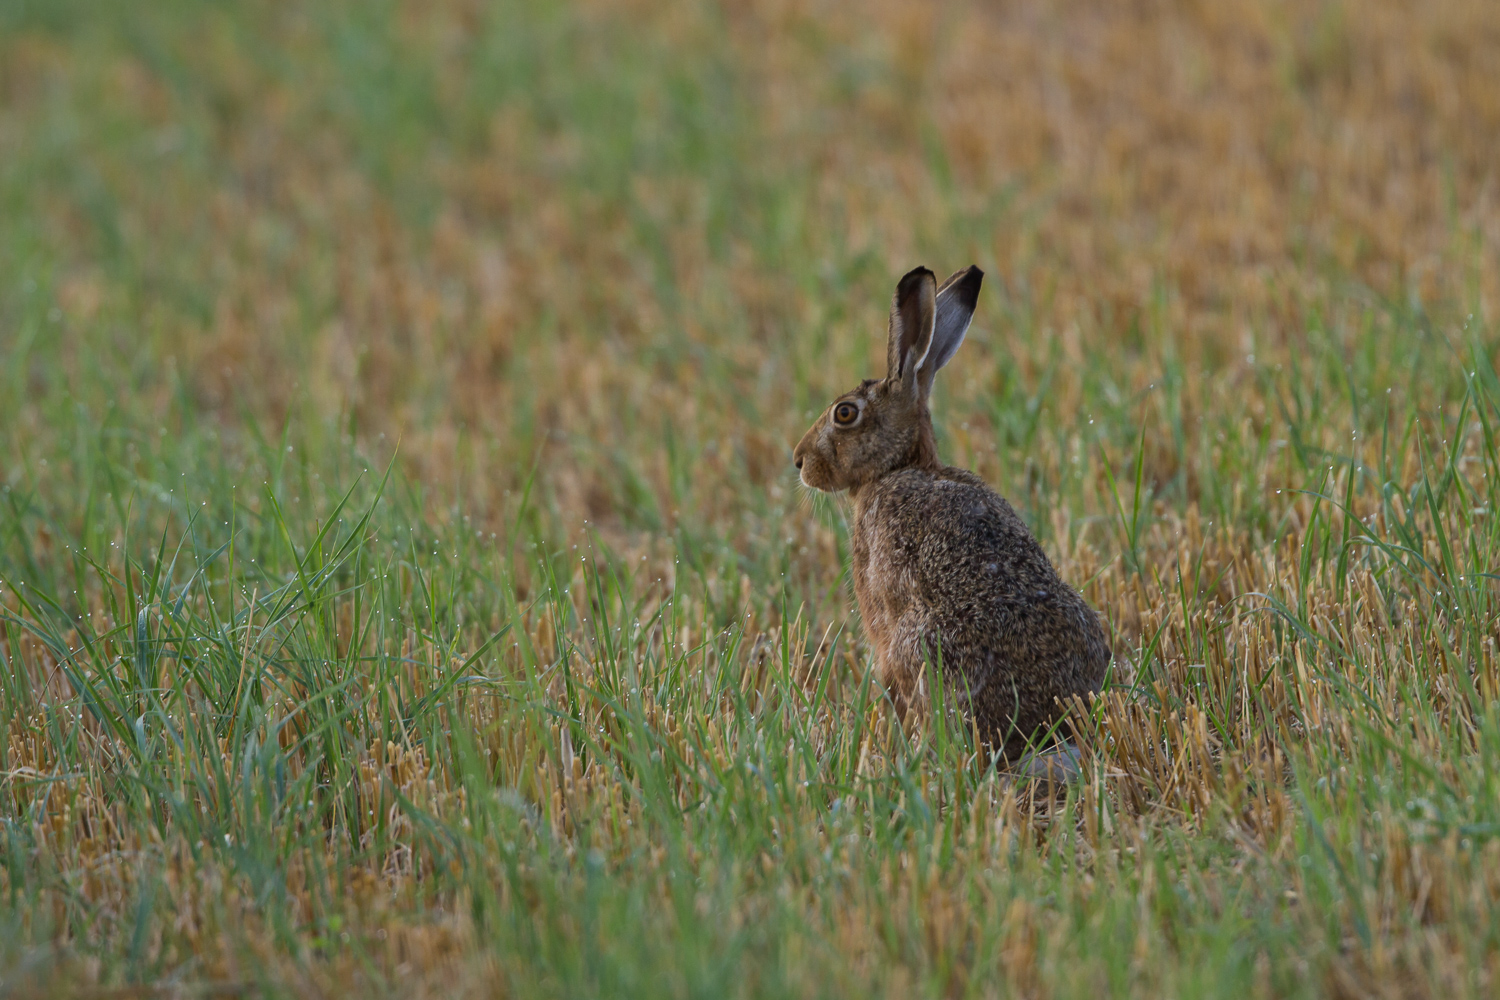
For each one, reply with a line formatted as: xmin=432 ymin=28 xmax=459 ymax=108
xmin=865 ymin=467 xmax=1062 ymax=599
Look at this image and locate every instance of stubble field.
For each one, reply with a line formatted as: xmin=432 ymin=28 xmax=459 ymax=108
xmin=3 ymin=0 xmax=1500 ymax=996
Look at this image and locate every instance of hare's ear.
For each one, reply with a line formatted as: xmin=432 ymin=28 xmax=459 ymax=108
xmin=886 ymin=266 xmax=937 ymax=392
xmin=917 ymin=265 xmax=983 ymax=397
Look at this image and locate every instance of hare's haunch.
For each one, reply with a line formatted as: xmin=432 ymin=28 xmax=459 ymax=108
xmin=793 ymin=266 xmax=1110 ymax=757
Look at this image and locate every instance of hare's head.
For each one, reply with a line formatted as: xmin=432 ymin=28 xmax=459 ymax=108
xmin=794 ymin=265 xmax=982 ymax=493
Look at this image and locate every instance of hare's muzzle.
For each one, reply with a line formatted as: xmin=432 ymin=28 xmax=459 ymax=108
xmin=792 ymin=421 xmax=829 ymax=490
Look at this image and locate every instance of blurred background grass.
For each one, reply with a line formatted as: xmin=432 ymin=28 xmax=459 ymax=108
xmin=2 ymin=0 xmax=1499 ymax=996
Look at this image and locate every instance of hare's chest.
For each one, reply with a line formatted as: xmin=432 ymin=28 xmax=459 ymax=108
xmin=850 ymin=500 xmax=924 ymax=664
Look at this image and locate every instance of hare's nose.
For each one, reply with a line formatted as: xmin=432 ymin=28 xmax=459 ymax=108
xmin=795 ymin=456 xmax=804 ymax=470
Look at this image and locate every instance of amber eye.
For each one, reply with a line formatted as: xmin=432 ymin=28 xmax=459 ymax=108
xmin=833 ymin=401 xmax=859 ymax=426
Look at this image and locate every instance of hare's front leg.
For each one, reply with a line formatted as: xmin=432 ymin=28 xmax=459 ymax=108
xmin=873 ymin=615 xmax=934 ymax=729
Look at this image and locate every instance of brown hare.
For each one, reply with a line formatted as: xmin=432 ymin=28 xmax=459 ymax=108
xmin=793 ymin=266 xmax=1110 ymax=768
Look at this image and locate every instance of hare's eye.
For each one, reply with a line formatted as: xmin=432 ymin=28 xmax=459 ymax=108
xmin=833 ymin=402 xmax=859 ymax=426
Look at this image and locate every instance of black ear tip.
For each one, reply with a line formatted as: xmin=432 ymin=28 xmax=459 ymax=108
xmin=954 ymin=265 xmax=984 ymax=305
xmin=898 ymin=265 xmax=935 ymax=285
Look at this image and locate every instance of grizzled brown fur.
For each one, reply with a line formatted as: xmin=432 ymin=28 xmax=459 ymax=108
xmin=794 ymin=266 xmax=1110 ymax=756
